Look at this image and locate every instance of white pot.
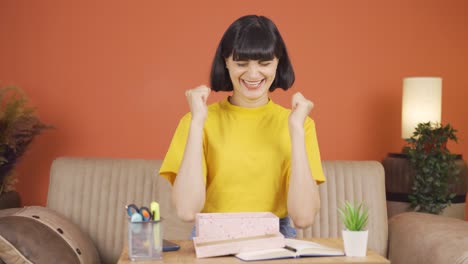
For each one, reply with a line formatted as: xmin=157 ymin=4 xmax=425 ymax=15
xmin=342 ymin=230 xmax=368 ymax=257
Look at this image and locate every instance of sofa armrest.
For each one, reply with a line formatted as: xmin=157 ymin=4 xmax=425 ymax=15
xmin=388 ymin=212 xmax=468 ymax=264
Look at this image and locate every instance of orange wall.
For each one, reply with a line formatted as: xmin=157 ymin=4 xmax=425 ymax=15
xmin=1 ymin=0 xmax=467 ymax=206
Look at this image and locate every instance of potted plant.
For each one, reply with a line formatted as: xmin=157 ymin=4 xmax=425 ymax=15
xmin=0 ymin=85 xmax=51 ymax=208
xmin=338 ymin=200 xmax=369 ymax=257
xmin=402 ymin=122 xmax=459 ymax=214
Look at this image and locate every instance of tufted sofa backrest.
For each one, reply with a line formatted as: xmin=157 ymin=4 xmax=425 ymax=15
xmin=296 ymin=161 xmax=388 ymax=256
xmin=47 ymin=158 xmax=388 ymax=263
xmin=47 ymin=157 xmax=192 ymax=264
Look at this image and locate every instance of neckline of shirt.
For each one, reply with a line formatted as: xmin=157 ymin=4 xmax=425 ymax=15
xmin=220 ymin=97 xmax=275 ymax=115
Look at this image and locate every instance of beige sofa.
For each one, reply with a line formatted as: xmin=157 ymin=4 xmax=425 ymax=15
xmin=44 ymin=157 xmax=389 ymax=263
xmin=4 ymin=157 xmax=468 ymax=263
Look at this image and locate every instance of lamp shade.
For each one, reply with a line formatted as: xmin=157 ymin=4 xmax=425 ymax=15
xmin=401 ymin=77 xmax=442 ymax=139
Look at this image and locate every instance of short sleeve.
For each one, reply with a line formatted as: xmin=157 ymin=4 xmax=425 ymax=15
xmin=159 ymin=114 xmax=207 ymax=185
xmin=305 ymin=118 xmax=326 ymax=184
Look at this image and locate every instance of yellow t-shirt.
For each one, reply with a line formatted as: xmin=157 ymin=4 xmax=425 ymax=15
xmin=159 ymin=98 xmax=325 ymax=218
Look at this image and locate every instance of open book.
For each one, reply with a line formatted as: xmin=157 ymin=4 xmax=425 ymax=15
xmin=235 ymin=238 xmax=345 ymax=261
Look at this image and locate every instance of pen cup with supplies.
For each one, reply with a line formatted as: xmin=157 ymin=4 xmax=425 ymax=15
xmin=127 ymin=203 xmax=163 ymax=261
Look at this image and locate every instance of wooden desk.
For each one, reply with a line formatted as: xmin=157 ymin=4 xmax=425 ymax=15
xmin=117 ymin=238 xmax=390 ymax=264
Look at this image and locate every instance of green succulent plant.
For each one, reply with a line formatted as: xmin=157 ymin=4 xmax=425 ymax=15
xmin=338 ymin=201 xmax=368 ymax=231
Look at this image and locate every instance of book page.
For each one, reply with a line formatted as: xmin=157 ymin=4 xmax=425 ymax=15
xmin=285 ymin=239 xmax=344 ymax=256
xmin=235 ymin=247 xmax=295 ymax=261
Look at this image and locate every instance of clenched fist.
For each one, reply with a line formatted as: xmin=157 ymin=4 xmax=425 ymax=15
xmin=289 ymin=92 xmax=314 ymax=129
xmin=185 ymin=85 xmax=211 ymax=124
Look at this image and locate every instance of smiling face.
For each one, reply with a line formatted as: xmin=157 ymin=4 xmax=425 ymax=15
xmin=225 ymin=55 xmax=279 ymax=107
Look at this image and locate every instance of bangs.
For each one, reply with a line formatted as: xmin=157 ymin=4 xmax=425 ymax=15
xmin=224 ymin=22 xmax=282 ymax=61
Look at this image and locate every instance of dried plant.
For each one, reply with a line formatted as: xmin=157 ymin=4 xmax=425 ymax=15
xmin=0 ymin=85 xmax=51 ymax=194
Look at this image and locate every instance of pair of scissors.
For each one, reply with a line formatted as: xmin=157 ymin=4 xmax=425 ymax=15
xmin=126 ymin=204 xmax=152 ymax=222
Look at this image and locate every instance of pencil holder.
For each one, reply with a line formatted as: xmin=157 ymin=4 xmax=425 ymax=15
xmin=128 ymin=219 xmax=163 ymax=261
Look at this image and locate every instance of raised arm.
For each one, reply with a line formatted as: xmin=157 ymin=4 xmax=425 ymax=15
xmin=172 ymin=85 xmax=210 ymax=222
xmin=287 ymin=92 xmax=321 ymax=228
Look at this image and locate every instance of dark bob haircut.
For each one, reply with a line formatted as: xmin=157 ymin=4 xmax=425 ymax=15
xmin=210 ymin=15 xmax=295 ymax=92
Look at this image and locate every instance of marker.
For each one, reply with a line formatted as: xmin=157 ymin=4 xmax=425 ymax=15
xmin=150 ymin=201 xmax=160 ymax=221
xmin=150 ymin=201 xmax=161 ymax=253
xmin=130 ymin=213 xmax=143 ymax=234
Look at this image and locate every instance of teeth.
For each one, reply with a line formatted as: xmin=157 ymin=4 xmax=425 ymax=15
xmin=244 ymin=80 xmax=262 ymax=86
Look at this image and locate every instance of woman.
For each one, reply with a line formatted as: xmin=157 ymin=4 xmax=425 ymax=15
xmin=159 ymin=15 xmax=325 ymax=238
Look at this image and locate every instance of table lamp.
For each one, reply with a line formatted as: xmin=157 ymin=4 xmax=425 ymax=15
xmin=401 ymin=77 xmax=442 ymax=139
xmin=384 ymin=77 xmax=466 ymax=219
xmin=386 ymin=77 xmax=441 ymax=211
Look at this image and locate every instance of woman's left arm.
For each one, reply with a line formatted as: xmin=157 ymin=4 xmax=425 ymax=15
xmin=287 ymin=92 xmax=321 ymax=229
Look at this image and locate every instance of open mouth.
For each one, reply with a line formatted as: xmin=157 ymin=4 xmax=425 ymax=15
xmin=241 ymin=79 xmax=265 ymax=90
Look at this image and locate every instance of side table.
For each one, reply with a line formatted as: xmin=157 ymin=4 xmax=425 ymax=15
xmin=117 ymin=238 xmax=390 ymax=264
xmin=383 ymin=153 xmax=467 ymax=219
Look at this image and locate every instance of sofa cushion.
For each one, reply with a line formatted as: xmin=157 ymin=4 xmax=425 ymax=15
xmin=0 ymin=206 xmax=100 ymax=264
xmin=389 ymin=212 xmax=468 ymax=264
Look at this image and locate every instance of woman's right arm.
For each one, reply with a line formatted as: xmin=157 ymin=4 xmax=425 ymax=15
xmin=172 ymin=85 xmax=210 ymax=222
